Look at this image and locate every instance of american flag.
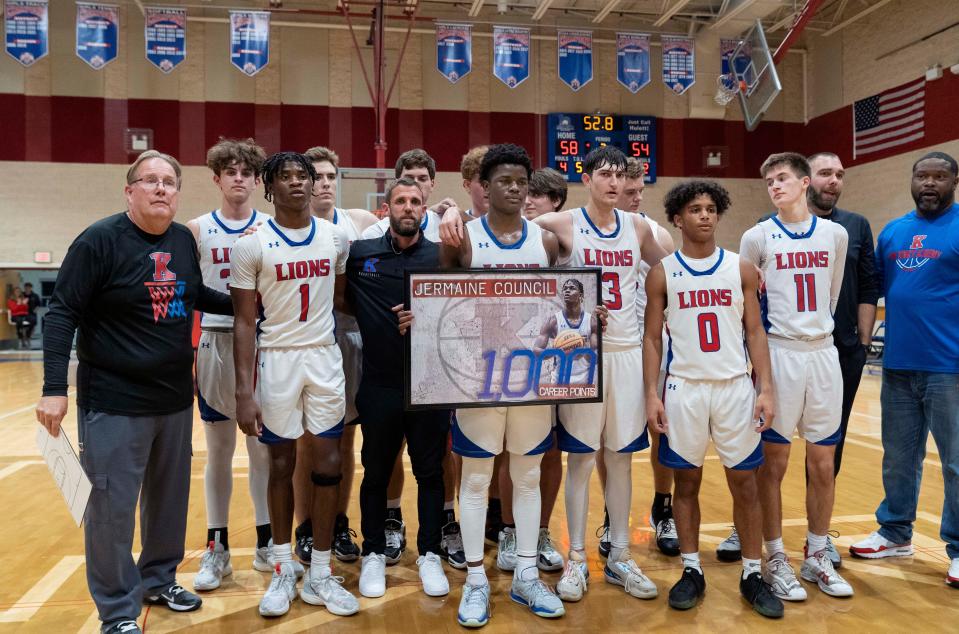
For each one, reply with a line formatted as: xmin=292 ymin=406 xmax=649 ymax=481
xmin=853 ymin=79 xmax=925 ymax=159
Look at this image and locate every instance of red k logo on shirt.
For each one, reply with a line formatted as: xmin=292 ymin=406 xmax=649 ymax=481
xmin=150 ymin=252 xmax=177 ymax=282
xmin=910 ymin=235 xmax=927 ymax=250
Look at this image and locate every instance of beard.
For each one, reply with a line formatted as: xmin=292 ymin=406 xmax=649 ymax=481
xmin=390 ymin=215 xmax=419 ymax=237
xmin=808 ymin=187 xmax=838 ymax=212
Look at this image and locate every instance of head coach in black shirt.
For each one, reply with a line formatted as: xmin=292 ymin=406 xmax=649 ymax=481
xmin=35 ymin=151 xmax=233 ymax=634
xmin=344 ymin=176 xmax=452 ymax=598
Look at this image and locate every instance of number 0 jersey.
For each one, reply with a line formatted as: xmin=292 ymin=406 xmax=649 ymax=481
xmin=230 ymin=217 xmax=349 ymax=349
xmin=662 ymin=249 xmax=748 ymax=381
xmin=567 ymin=208 xmax=642 ymax=350
xmin=196 ymin=209 xmax=269 ymax=328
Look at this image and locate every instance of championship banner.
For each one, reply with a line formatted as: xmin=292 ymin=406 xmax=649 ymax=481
xmin=229 ymin=10 xmax=269 ymax=76
xmin=4 ymin=0 xmax=47 ymax=66
xmin=557 ymin=29 xmax=592 ymax=91
xmin=436 ymin=22 xmax=471 ymax=84
xmin=144 ymin=6 xmax=185 ymax=73
xmin=493 ymin=25 xmax=530 ymax=88
xmin=406 ymin=269 xmax=603 ymax=409
xmin=616 ymin=32 xmax=650 ymax=94
xmin=661 ymin=34 xmax=695 ymax=95
xmin=75 ymin=2 xmax=119 ymax=70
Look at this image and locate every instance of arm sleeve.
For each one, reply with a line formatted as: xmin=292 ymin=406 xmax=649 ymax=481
xmin=738 ymin=226 xmax=765 ymax=267
xmin=857 ymin=218 xmax=880 ymax=306
xmin=229 ymin=235 xmax=260 ymax=291
xmin=197 ymin=286 xmax=234 ymax=315
xmin=42 ymin=239 xmax=102 ymax=396
xmin=830 ymin=224 xmax=849 ymax=314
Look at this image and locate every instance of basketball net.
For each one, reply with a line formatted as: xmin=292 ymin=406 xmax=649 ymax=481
xmin=714 ymin=73 xmax=742 ymax=107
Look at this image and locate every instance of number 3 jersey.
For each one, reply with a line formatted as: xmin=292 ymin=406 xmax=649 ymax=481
xmin=230 ymin=217 xmax=349 ymax=348
xmin=567 ymin=208 xmax=641 ymax=350
xmin=662 ymin=249 xmax=747 ymax=381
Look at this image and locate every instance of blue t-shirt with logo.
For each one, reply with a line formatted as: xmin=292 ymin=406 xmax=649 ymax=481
xmin=875 ymin=202 xmax=959 ymax=373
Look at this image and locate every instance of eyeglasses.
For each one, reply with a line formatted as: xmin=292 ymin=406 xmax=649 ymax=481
xmin=131 ymin=176 xmax=179 ymax=191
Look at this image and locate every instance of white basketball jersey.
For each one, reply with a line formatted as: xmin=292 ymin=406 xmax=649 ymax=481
xmin=467 ymin=216 xmax=549 ymax=268
xmin=568 ymin=208 xmax=642 ymax=349
xmin=554 ymin=308 xmax=593 ymax=384
xmin=662 ymin=249 xmax=748 ymax=381
xmin=230 ymin=217 xmax=349 ymax=349
xmin=196 ymin=209 xmax=268 ymax=328
xmin=635 ymin=213 xmax=662 ymax=329
xmin=331 ymin=208 xmax=361 ymax=332
xmin=744 ymin=215 xmax=844 ymax=341
xmin=362 ymin=209 xmax=441 ymax=242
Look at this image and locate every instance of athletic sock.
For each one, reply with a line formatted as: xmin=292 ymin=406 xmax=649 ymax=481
xmin=742 ymin=557 xmax=762 ymax=579
xmin=255 ymin=523 xmax=272 ymax=549
xmin=466 ymin=564 xmax=487 ymax=587
xmin=387 ymin=497 xmax=402 ymax=510
xmin=652 ymin=492 xmax=672 ymax=524
xmin=807 ymin=532 xmax=827 ymax=556
xmin=295 ymin=518 xmax=313 ymax=539
xmin=515 ymin=555 xmax=537 ymax=580
xmin=207 ymin=527 xmax=229 ymax=551
xmin=311 ymin=549 xmax=332 ymax=578
xmin=444 ymin=500 xmax=455 ymax=512
xmin=273 ymin=542 xmax=293 ymax=564
xmin=764 ymin=537 xmax=785 ymax=558
xmin=680 ymin=552 xmax=702 ymax=573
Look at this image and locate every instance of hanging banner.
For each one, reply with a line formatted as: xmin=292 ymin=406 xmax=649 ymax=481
xmin=144 ymin=6 xmax=185 ymax=73
xmin=616 ymin=32 xmax=650 ymax=94
xmin=4 ymin=0 xmax=48 ymax=66
xmin=661 ymin=34 xmax=695 ymax=95
xmin=75 ymin=2 xmax=119 ymax=70
xmin=229 ymin=10 xmax=269 ymax=76
xmin=436 ymin=22 xmax=471 ymax=83
xmin=493 ymin=26 xmax=530 ymax=88
xmin=557 ymin=29 xmax=592 ymax=91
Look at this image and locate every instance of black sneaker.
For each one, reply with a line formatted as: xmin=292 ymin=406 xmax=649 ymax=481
xmin=740 ymin=571 xmax=784 ymax=619
xmin=596 ymin=520 xmax=611 ymax=559
xmin=144 ymin=584 xmax=202 ymax=612
xmin=333 ymin=515 xmax=361 ymax=562
xmin=102 ymin=620 xmax=141 ymax=634
xmin=384 ymin=517 xmax=406 ymax=565
xmin=668 ymin=567 xmax=706 ymax=610
xmin=295 ymin=532 xmax=313 ymax=566
xmin=441 ymin=520 xmax=467 ymax=569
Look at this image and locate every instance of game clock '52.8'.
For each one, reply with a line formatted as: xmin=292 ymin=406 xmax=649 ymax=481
xmin=547 ymin=113 xmax=657 ymax=184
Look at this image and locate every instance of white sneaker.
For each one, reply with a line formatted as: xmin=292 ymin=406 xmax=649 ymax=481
xmin=556 ymin=551 xmax=589 ymax=602
xmin=716 ymin=528 xmax=742 ymax=562
xmin=359 ymin=553 xmax=387 ymax=598
xmin=603 ymin=552 xmax=657 ymax=599
xmin=801 ymin=548 xmax=854 ymax=597
xmin=253 ymin=540 xmax=304 ymax=578
xmin=763 ymin=553 xmax=807 ymax=601
xmin=948 ymin=558 xmax=959 ymax=588
xmin=300 ymin=569 xmax=360 ymax=616
xmin=258 ymin=562 xmax=298 ymax=617
xmin=496 ymin=527 xmax=517 ymax=572
xmin=510 ymin=568 xmax=565 ymax=618
xmin=457 ymin=581 xmax=491 ymax=628
xmin=824 ymin=534 xmax=842 ymax=568
xmin=537 ymin=528 xmax=563 ymax=572
xmin=417 ymin=552 xmax=450 ymax=597
xmin=194 ymin=542 xmax=232 ymax=591
xmin=849 ymin=531 xmax=914 ymax=559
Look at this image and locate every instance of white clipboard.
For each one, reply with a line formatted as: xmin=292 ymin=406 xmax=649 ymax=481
xmin=35 ymin=425 xmax=92 ymax=527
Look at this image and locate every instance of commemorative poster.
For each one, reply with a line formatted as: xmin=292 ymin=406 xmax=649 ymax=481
xmin=144 ymin=6 xmax=186 ymax=73
xmin=4 ymin=0 xmax=48 ymax=67
xmin=436 ymin=22 xmax=471 ymax=83
xmin=406 ymin=269 xmax=603 ymax=409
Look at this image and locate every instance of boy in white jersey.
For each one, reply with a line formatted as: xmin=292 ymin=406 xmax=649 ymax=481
xmin=439 ymin=144 xmax=566 ymax=627
xmin=644 ymin=180 xmax=783 ymax=618
xmin=739 ymin=152 xmax=853 ymax=600
xmin=439 ymin=145 xmax=666 ymax=605
xmin=187 ymin=138 xmax=273 ymax=591
xmin=231 ymin=152 xmax=359 ymax=619
xmin=284 ymin=146 xmax=379 ymax=567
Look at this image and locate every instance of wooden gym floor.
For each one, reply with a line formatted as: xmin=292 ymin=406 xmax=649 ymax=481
xmin=0 ymin=356 xmax=953 ymax=633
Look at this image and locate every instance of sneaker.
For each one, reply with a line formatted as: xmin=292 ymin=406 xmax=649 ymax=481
xmin=824 ymin=533 xmax=842 ymax=569
xmin=509 ymin=569 xmax=565 ymax=618
xmin=496 ymin=527 xmax=517 ymax=572
xmin=948 ymin=558 xmax=959 ymax=588
xmin=144 ymin=583 xmax=202 ymax=612
xmin=801 ymin=547 xmax=854 ymax=597
xmin=441 ymin=521 xmax=467 ymax=569
xmin=384 ymin=517 xmax=406 ymax=565
xmin=556 ymin=551 xmax=589 ymax=602
xmin=651 ymin=516 xmax=681 ymax=557
xmin=668 ymin=567 xmax=705 ymax=610
xmin=253 ymin=541 xmax=304 ymax=578
xmin=259 ymin=563 xmax=298 ymax=617
xmin=295 ymin=532 xmax=314 ymax=566
xmin=359 ymin=553 xmax=387 ymax=598
xmin=537 ymin=528 xmax=563 ymax=572
xmin=300 ymin=569 xmax=360 ymax=616
xmin=740 ymin=571 xmax=784 ymax=618
xmin=333 ymin=518 xmax=361 ymax=562
xmin=194 ymin=541 xmax=232 ymax=591
xmin=763 ymin=553 xmax=807 ymax=601
xmin=102 ymin=621 xmax=141 ymax=634
xmin=457 ymin=581 xmax=491 ymax=628
xmin=596 ymin=522 xmax=611 ymax=559
xmin=849 ymin=531 xmax=913 ymax=559
xmin=716 ymin=529 xmax=742 ymax=562
xmin=603 ymin=552 xmax=658 ymax=599
xmin=417 ymin=552 xmax=450 ymax=596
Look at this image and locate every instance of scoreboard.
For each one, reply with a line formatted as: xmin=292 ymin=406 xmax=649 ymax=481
xmin=546 ymin=113 xmax=657 ymax=184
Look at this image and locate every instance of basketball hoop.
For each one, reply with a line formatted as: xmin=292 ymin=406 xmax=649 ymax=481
xmin=714 ymin=73 xmax=742 ymax=106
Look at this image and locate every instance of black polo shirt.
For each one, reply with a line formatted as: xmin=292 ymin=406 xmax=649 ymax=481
xmin=345 ymin=231 xmax=440 ymax=388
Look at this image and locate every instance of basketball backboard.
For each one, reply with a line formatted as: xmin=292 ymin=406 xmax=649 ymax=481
xmin=336 ymin=167 xmax=393 ymax=215
xmin=730 ymin=20 xmax=782 ymax=131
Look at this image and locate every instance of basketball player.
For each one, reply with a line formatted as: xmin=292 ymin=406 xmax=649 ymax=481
xmin=533 ymin=278 xmax=598 ymax=384
xmin=461 ymin=145 xmax=490 ymax=217
xmin=524 ymin=167 xmax=568 ymax=220
xmin=188 ymin=139 xmax=273 ymax=592
xmin=287 ymin=146 xmax=379 ymax=566
xmin=739 ymin=152 xmax=853 ymax=600
xmin=644 ymin=180 xmax=783 ymax=618
xmin=231 ymin=152 xmax=359 ymax=618
xmin=440 ymin=144 xmax=566 ymax=627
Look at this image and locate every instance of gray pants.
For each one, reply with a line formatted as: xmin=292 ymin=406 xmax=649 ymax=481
xmin=78 ymin=406 xmax=193 ymax=628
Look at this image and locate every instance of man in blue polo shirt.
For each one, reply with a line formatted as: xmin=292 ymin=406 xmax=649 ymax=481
xmin=849 ymin=151 xmax=959 ymax=590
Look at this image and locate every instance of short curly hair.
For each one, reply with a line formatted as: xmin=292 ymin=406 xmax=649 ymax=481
xmin=206 ymin=138 xmax=266 ymax=176
xmin=479 ymin=144 xmax=532 ymax=182
xmin=663 ymin=180 xmax=731 ymax=224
